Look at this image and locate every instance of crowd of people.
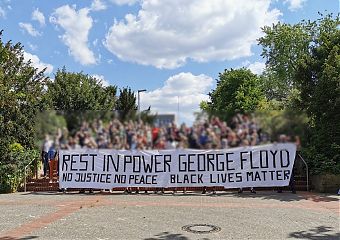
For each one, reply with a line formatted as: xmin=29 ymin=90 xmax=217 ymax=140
xmin=43 ymin=113 xmax=268 ymax=152
xmin=41 ymin=114 xmax=296 ymax=194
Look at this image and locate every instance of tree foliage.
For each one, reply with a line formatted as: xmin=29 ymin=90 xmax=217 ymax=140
xmin=255 ymin=101 xmax=309 ymax=142
xmin=0 ymin=31 xmax=143 ymax=192
xmin=0 ymin=146 xmax=39 ymax=193
xmin=0 ymin=30 xmax=47 ymax=163
xmin=294 ymin=14 xmax=340 ymax=174
xmin=34 ymin=110 xmax=67 ymax=144
xmin=48 ymin=68 xmax=117 ymax=111
xmin=259 ymin=14 xmax=340 ymax=174
xmin=47 ymin=68 xmax=117 ymax=131
xmin=0 ymin=31 xmax=46 ymax=192
xmin=206 ymin=68 xmax=265 ymax=121
xmin=116 ymin=87 xmax=137 ymax=121
xmin=258 ymin=20 xmax=312 ymax=101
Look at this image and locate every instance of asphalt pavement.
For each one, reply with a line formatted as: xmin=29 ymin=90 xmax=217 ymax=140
xmin=0 ymin=190 xmax=339 ymax=239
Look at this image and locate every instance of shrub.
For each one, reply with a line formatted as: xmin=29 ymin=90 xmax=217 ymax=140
xmin=0 ymin=146 xmax=39 ymax=193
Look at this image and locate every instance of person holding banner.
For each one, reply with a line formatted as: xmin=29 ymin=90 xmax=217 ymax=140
xmin=238 ymin=187 xmax=256 ymax=194
xmin=124 ymin=187 xmax=132 ymax=194
xmin=79 ymin=189 xmax=94 ymax=194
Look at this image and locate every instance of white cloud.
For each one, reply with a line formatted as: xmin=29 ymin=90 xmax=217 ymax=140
xmin=93 ymin=38 xmax=98 ymax=46
xmin=284 ymin=0 xmax=306 ymax=11
xmin=104 ymin=0 xmax=281 ymax=69
xmin=110 ymin=0 xmax=139 ymax=6
xmin=92 ymin=74 xmax=110 ymax=87
xmin=247 ymin=61 xmax=266 ymax=75
xmin=23 ymin=51 xmax=54 ymax=74
xmin=28 ymin=42 xmax=38 ymax=51
xmin=19 ymin=22 xmax=41 ymax=37
xmin=91 ymin=0 xmax=107 ymax=11
xmin=0 ymin=7 xmax=5 ymax=18
xmin=140 ymin=72 xmax=213 ymax=124
xmin=32 ymin=8 xmax=45 ymax=26
xmin=50 ymin=5 xmax=96 ymax=65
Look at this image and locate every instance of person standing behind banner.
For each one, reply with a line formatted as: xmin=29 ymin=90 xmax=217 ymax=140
xmin=47 ymin=143 xmax=58 ymax=183
xmin=41 ymin=134 xmax=52 ymax=178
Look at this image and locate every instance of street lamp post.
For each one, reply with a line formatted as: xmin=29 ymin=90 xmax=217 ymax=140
xmin=137 ymin=89 xmax=147 ymax=120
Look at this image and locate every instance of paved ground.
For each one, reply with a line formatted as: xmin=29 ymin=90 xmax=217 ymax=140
xmin=0 ymin=190 xmax=339 ymax=240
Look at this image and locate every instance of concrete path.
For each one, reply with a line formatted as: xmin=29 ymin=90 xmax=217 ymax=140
xmin=0 ymin=191 xmax=339 ymax=239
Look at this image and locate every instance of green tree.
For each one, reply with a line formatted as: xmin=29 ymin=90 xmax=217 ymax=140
xmin=0 ymin=31 xmax=46 ymax=192
xmin=116 ymin=87 xmax=137 ymax=121
xmin=48 ymin=68 xmax=117 ymax=110
xmin=47 ymin=68 xmax=117 ymax=131
xmin=294 ymin=15 xmax=340 ymax=174
xmin=259 ymin=14 xmax=340 ymax=174
xmin=258 ymin=20 xmax=312 ymax=101
xmin=206 ymin=68 xmax=265 ymax=121
xmin=0 ymin=30 xmax=47 ymax=162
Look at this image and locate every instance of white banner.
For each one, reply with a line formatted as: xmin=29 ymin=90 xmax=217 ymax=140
xmin=59 ymin=143 xmax=296 ymax=189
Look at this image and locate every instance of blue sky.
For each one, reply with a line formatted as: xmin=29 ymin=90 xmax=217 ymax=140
xmin=0 ymin=0 xmax=338 ymax=124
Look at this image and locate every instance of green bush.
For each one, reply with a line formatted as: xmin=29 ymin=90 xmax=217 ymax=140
xmin=302 ymin=144 xmax=340 ymax=175
xmin=0 ymin=146 xmax=39 ymax=193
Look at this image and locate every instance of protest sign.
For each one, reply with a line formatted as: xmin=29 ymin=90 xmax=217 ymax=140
xmin=59 ymin=143 xmax=296 ymax=189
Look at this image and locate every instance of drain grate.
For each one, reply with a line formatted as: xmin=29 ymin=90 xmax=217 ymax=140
xmin=182 ymin=224 xmax=221 ymax=234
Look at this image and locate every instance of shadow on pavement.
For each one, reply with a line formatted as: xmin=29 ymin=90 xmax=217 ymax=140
xmin=288 ymin=226 xmax=340 ymax=239
xmin=299 ymin=193 xmax=340 ymax=203
xmin=0 ymin=236 xmax=38 ymax=240
xmin=21 ymin=191 xmax=61 ymax=196
xmin=216 ymin=191 xmax=339 ymax=202
xmin=20 ymin=190 xmax=339 ymax=203
xmin=144 ymin=231 xmax=189 ymax=240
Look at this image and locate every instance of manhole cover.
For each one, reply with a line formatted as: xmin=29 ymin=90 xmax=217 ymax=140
xmin=182 ymin=224 xmax=221 ymax=234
